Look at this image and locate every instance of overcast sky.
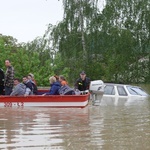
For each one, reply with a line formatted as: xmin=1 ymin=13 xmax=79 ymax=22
xmin=0 ymin=0 xmax=63 ymax=43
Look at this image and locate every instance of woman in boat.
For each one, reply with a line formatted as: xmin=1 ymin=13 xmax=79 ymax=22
xmin=58 ymin=75 xmax=75 ymax=95
xmin=59 ymin=75 xmax=68 ymax=86
xmin=43 ymin=76 xmax=61 ymax=95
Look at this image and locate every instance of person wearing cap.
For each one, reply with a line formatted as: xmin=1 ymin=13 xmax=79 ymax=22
xmin=74 ymin=71 xmax=91 ymax=91
xmin=28 ymin=73 xmax=37 ymax=85
xmin=27 ymin=74 xmax=38 ymax=95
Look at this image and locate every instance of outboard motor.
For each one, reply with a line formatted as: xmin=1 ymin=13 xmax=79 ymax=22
xmin=89 ymin=80 xmax=104 ymax=105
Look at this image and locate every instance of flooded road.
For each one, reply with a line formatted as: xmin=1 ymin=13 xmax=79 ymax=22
xmin=0 ymin=97 xmax=150 ymax=150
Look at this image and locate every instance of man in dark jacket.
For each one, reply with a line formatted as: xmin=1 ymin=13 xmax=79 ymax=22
xmin=0 ymin=68 xmax=4 ymax=95
xmin=4 ymin=60 xmax=15 ymax=95
xmin=22 ymin=76 xmax=33 ymax=95
xmin=74 ymin=71 xmax=91 ymax=91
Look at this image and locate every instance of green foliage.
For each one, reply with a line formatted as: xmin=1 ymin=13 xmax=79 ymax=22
xmin=49 ymin=0 xmax=150 ymax=84
xmin=0 ymin=0 xmax=149 ymax=85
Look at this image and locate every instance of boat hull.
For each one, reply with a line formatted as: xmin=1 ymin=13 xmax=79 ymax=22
xmin=0 ymin=94 xmax=90 ymax=108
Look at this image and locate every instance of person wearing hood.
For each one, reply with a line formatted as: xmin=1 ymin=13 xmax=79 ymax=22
xmin=10 ymin=78 xmax=26 ymax=96
xmin=43 ymin=76 xmax=61 ymax=95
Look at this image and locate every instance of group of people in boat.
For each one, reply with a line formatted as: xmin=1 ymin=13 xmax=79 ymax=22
xmin=0 ymin=59 xmax=91 ymax=96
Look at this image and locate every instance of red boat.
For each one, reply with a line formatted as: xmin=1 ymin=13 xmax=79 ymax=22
xmin=0 ymin=80 xmax=105 ymax=108
xmin=0 ymin=89 xmax=90 ymax=108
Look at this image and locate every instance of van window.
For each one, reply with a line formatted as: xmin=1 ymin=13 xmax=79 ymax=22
xmin=117 ymin=86 xmax=127 ymax=96
xmin=104 ymin=85 xmax=115 ymax=95
xmin=127 ymin=86 xmax=148 ymax=96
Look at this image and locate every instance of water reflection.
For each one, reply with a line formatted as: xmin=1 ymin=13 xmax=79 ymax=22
xmin=0 ymin=97 xmax=150 ymax=150
xmin=90 ymin=97 xmax=150 ymax=150
xmin=0 ymin=107 xmax=89 ymax=150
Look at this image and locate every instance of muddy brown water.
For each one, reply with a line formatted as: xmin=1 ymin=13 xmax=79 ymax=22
xmin=0 ymin=85 xmax=150 ymax=150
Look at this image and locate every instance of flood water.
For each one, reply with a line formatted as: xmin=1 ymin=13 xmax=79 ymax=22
xmin=0 ymin=96 xmax=150 ymax=149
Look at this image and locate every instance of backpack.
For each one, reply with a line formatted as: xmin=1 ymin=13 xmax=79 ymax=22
xmin=59 ymin=85 xmax=75 ymax=95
